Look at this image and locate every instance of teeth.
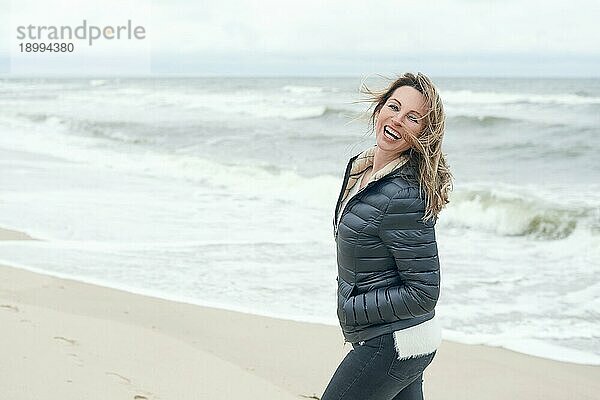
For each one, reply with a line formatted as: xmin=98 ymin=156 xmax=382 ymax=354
xmin=384 ymin=126 xmax=400 ymax=140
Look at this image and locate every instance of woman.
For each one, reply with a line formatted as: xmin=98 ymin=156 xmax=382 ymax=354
xmin=322 ymin=72 xmax=453 ymax=400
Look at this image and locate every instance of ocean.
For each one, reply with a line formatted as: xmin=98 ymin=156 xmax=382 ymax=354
xmin=0 ymin=76 xmax=598 ymax=365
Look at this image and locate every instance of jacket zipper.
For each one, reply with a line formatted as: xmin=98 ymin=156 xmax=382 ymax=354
xmin=334 ymin=163 xmax=410 ymax=238
xmin=335 ymin=156 xmax=379 ymax=346
xmin=334 ymin=182 xmax=376 ymax=239
xmin=333 ymin=148 xmax=415 ymax=239
xmin=333 ymin=154 xmax=358 ymax=236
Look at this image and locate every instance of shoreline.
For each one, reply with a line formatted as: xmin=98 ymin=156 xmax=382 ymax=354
xmin=1 ymin=227 xmax=599 ymax=399
xmin=1 ymin=226 xmax=597 ymax=367
xmin=4 ymin=257 xmax=599 ymax=367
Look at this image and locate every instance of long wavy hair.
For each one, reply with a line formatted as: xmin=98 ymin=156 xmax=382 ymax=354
xmin=361 ymin=72 xmax=453 ymax=222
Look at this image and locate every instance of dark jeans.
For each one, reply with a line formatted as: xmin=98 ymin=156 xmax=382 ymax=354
xmin=321 ymin=333 xmax=436 ymax=400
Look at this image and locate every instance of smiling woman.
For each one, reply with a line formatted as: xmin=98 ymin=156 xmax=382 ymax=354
xmin=324 ymin=72 xmax=453 ymax=400
xmin=376 ymin=86 xmax=427 ymax=153
xmin=364 ymin=73 xmax=452 ymax=222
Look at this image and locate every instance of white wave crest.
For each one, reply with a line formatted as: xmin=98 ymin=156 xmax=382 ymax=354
xmin=442 ymin=90 xmax=600 ymax=105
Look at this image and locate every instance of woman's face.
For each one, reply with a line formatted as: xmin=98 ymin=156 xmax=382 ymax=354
xmin=375 ymin=86 xmax=428 ymax=156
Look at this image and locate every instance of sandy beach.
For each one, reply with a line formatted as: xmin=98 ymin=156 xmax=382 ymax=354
xmin=0 ymin=226 xmax=598 ymax=400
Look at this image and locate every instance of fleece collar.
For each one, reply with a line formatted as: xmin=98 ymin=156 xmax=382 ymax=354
xmin=340 ymin=145 xmax=414 ymax=205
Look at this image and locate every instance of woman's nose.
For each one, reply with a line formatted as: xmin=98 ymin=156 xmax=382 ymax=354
xmin=391 ymin=112 xmax=405 ymax=125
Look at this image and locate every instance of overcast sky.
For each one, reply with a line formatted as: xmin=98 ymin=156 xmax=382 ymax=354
xmin=2 ymin=0 xmax=599 ymax=76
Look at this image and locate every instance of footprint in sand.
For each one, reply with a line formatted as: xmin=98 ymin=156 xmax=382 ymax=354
xmin=67 ymin=352 xmax=84 ymax=367
xmin=0 ymin=304 xmax=20 ymax=312
xmin=133 ymin=392 xmax=156 ymax=399
xmin=1 ymin=305 xmax=31 ymax=324
xmin=53 ymin=336 xmax=78 ymax=345
xmin=105 ymin=373 xmax=156 ymax=399
xmin=105 ymin=371 xmax=131 ymax=384
xmin=54 ymin=336 xmax=83 ymax=366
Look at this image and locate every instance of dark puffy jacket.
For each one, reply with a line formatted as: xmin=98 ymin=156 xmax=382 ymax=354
xmin=333 ymin=147 xmax=440 ymax=344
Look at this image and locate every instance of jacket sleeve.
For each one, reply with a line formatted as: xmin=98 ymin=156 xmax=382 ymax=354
xmin=342 ymin=187 xmax=440 ymax=326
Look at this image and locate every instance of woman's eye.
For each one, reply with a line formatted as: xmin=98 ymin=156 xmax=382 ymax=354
xmin=388 ymin=104 xmax=399 ymax=111
xmin=408 ymin=116 xmax=418 ymax=123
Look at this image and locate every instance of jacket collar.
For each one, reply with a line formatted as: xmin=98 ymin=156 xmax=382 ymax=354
xmin=339 ymin=144 xmax=415 ymax=205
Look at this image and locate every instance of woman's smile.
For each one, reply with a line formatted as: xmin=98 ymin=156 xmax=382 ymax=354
xmin=383 ymin=125 xmax=402 ymax=141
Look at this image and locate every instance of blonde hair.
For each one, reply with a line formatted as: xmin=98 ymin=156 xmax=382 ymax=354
xmin=361 ymin=72 xmax=453 ymax=222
